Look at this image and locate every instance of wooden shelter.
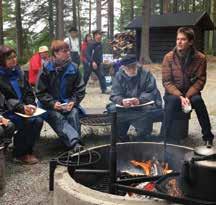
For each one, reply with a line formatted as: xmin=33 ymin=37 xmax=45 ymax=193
xmin=126 ymin=12 xmax=215 ymax=62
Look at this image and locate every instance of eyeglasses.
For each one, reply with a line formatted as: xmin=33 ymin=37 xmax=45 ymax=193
xmin=58 ymin=48 xmax=70 ymax=53
xmin=6 ymin=54 xmax=17 ymax=60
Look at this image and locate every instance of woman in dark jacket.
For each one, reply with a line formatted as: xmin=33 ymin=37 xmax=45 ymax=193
xmin=0 ymin=45 xmax=43 ymax=164
xmin=36 ymin=40 xmax=85 ymax=150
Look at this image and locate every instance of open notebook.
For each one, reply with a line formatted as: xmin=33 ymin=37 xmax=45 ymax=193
xmin=15 ymin=107 xmax=46 ymax=118
xmin=116 ymin=100 xmax=155 ymax=108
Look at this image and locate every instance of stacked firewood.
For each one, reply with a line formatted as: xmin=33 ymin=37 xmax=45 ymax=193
xmin=109 ymin=31 xmax=136 ymax=58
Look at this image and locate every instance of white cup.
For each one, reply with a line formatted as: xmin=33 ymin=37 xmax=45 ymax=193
xmin=182 ymin=104 xmax=192 ymax=113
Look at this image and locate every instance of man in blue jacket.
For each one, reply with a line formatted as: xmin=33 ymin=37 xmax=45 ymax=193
xmin=110 ymin=55 xmax=163 ymax=141
xmin=36 ymin=40 xmax=85 ymax=150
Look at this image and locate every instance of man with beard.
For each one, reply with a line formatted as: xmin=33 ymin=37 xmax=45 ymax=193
xmin=109 ymin=55 xmax=162 ymax=142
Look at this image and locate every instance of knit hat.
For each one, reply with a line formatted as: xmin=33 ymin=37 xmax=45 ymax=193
xmin=121 ymin=54 xmax=137 ymax=67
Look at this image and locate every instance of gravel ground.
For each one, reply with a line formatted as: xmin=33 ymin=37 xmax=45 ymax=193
xmin=1 ymin=58 xmax=216 ymax=205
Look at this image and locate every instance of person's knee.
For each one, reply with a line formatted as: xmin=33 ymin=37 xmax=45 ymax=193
xmin=190 ymin=95 xmax=203 ymax=105
xmin=164 ymin=95 xmax=181 ymax=111
xmin=69 ymin=108 xmax=79 ymax=117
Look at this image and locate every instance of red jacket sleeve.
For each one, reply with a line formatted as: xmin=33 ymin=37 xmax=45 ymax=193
xmin=28 ymin=53 xmax=42 ymax=86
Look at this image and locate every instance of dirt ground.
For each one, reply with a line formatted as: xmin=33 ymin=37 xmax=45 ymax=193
xmin=0 ymin=56 xmax=216 ymax=205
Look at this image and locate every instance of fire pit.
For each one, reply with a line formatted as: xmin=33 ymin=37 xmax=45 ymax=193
xmin=51 ymin=112 xmax=216 ymax=205
xmin=52 ymin=142 xmax=201 ymax=205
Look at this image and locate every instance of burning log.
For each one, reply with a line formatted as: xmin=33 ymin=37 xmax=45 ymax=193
xmin=130 ymin=160 xmax=152 ymax=176
xmin=130 ymin=159 xmax=173 ymax=177
xmin=166 ymin=179 xmax=183 ymax=197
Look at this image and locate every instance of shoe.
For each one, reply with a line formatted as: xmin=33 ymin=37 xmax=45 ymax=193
xmin=14 ymin=154 xmax=39 ymax=165
xmin=73 ymin=143 xmax=84 ymax=153
xmin=204 ymin=139 xmax=213 ymax=148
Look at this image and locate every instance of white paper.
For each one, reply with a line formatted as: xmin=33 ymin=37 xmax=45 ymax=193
xmin=116 ymin=100 xmax=155 ymax=108
xmin=15 ymin=107 xmax=46 ymax=118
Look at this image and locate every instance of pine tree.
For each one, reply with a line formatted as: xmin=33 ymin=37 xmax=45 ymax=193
xmin=56 ymin=0 xmax=64 ymax=39
xmin=15 ymin=0 xmax=23 ymax=58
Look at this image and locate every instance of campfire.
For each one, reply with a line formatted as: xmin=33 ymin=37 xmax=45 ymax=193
xmin=123 ymin=158 xmax=182 ymax=198
xmin=130 ymin=158 xmax=173 ymax=176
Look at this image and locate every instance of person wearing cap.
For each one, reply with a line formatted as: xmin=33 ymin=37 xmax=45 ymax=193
xmin=64 ymin=27 xmax=80 ymax=67
xmin=109 ymin=54 xmax=162 ymax=142
xmin=85 ymin=30 xmax=109 ymax=94
xmin=28 ymin=46 xmax=49 ymax=86
xmin=36 ymin=40 xmax=85 ymax=151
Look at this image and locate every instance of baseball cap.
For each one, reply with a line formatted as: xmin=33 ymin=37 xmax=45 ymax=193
xmin=38 ymin=46 xmax=49 ymax=53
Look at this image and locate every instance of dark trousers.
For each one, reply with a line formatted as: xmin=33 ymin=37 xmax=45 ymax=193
xmin=164 ymin=94 xmax=214 ymax=141
xmin=70 ymin=52 xmax=80 ymax=67
xmin=83 ymin=63 xmax=107 ymax=92
xmin=0 ymin=121 xmax=16 ymax=145
xmin=12 ymin=117 xmax=43 ymax=157
xmin=116 ymin=108 xmax=155 ymax=141
xmin=46 ymin=108 xmax=81 ymax=148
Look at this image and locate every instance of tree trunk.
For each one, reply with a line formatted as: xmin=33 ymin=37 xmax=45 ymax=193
xmin=48 ymin=0 xmax=54 ymax=40
xmin=120 ymin=0 xmax=124 ymax=31
xmin=173 ymin=0 xmax=178 ymax=13
xmin=185 ymin=0 xmax=189 ymax=12
xmin=192 ymin=0 xmax=196 ymax=12
xmin=77 ymin=0 xmax=81 ymax=47
xmin=72 ymin=0 xmax=77 ymax=28
xmin=160 ymin=0 xmax=169 ymax=14
xmin=130 ymin=0 xmax=134 ymax=21
xmin=0 ymin=0 xmax=3 ymax=45
xmin=108 ymin=0 xmax=114 ymax=39
xmin=96 ymin=0 xmax=101 ymax=30
xmin=56 ymin=0 xmax=64 ymax=39
xmin=89 ymin=0 xmax=91 ymax=34
xmin=212 ymin=0 xmax=216 ymax=55
xmin=204 ymin=0 xmax=211 ymax=52
xmin=15 ymin=0 xmax=23 ymax=59
xmin=140 ymin=0 xmax=152 ymax=64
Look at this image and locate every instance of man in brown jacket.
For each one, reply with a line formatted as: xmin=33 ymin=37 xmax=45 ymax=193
xmin=162 ymin=27 xmax=214 ymax=145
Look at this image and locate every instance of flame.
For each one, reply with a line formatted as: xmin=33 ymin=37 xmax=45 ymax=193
xmin=130 ymin=160 xmax=152 ymax=176
xmin=163 ymin=162 xmax=173 ymax=175
xmin=130 ymin=160 xmax=173 ymax=176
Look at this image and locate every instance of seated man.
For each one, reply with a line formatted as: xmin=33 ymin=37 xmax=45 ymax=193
xmin=109 ymin=55 xmax=163 ymax=141
xmin=36 ymin=40 xmax=85 ymax=150
xmin=162 ymin=27 xmax=214 ymax=145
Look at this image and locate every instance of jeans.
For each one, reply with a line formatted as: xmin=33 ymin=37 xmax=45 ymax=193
xmin=164 ymin=94 xmax=214 ymax=141
xmin=83 ymin=63 xmax=107 ymax=92
xmin=46 ymin=108 xmax=81 ymax=148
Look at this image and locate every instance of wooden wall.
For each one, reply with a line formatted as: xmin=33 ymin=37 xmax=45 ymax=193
xmin=135 ymin=27 xmax=205 ymax=63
